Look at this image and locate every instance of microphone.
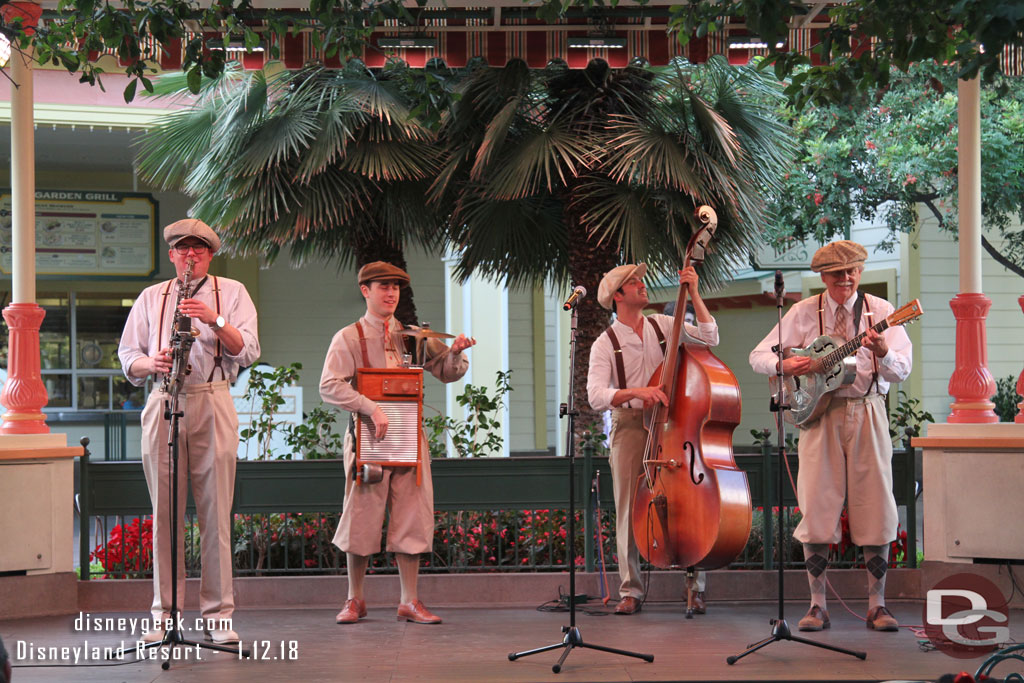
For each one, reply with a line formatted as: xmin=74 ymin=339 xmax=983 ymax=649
xmin=774 ymin=270 xmax=785 ymax=307
xmin=562 ymin=285 xmax=587 ymax=311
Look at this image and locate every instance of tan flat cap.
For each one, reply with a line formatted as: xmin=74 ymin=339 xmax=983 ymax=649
xmin=597 ymin=263 xmax=647 ymax=310
xmin=810 ymin=240 xmax=868 ymax=273
xmin=163 ymin=218 xmax=221 ymax=253
xmin=358 ymin=261 xmax=410 ymax=285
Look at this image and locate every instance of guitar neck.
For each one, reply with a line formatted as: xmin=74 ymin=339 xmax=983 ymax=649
xmin=819 ymin=319 xmax=890 ymax=368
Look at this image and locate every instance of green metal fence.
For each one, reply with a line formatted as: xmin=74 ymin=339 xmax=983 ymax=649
xmin=79 ymin=439 xmax=919 ymax=580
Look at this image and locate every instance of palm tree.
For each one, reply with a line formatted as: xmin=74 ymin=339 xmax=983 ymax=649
xmin=135 ymin=61 xmax=445 ymax=325
xmin=432 ymin=55 xmax=794 ymax=429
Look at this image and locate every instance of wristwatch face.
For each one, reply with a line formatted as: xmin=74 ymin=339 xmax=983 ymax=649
xmin=215 ymin=316 xmax=226 ymax=329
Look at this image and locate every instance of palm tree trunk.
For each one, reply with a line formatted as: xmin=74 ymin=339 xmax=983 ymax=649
xmin=566 ymin=212 xmax=619 ymax=440
xmin=351 ymin=231 xmax=419 ymax=327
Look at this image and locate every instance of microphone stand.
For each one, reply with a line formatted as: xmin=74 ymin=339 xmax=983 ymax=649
xmin=509 ymin=296 xmax=654 ymax=674
xmin=727 ymin=271 xmax=865 ymax=665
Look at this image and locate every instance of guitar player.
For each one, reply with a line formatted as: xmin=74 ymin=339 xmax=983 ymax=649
xmin=748 ymin=240 xmax=913 ymax=634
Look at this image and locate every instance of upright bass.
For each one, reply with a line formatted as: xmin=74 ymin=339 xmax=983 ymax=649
xmin=631 ymin=206 xmax=752 ymax=573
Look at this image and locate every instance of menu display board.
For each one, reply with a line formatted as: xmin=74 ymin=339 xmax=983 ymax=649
xmin=0 ymin=190 xmax=158 ymax=278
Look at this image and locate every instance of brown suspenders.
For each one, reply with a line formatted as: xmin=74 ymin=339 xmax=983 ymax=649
xmin=354 ymin=321 xmax=372 ymax=367
xmin=605 ymin=318 xmax=667 ymax=391
xmin=205 ymin=276 xmax=224 ymax=382
xmin=155 ymin=275 xmax=223 ymax=384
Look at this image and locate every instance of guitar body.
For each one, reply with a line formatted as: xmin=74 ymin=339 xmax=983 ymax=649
xmin=768 ymin=334 xmax=857 ymax=427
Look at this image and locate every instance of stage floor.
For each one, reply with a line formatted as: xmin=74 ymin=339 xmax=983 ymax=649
xmin=4 ymin=600 xmax=1020 ymax=682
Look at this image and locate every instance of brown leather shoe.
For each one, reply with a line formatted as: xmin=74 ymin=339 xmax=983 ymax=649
xmin=335 ymin=598 xmax=367 ymax=624
xmin=614 ymin=596 xmax=642 ymax=614
xmin=866 ymin=605 xmax=899 ymax=632
xmin=691 ymin=591 xmax=707 ymax=615
xmin=397 ymin=600 xmax=442 ymax=624
xmin=798 ymin=604 xmax=830 ymax=631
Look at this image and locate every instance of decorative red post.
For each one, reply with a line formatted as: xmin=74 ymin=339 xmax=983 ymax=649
xmin=947 ymin=293 xmax=998 ymax=423
xmin=1017 ymin=294 xmax=1024 ymax=423
xmin=0 ymin=1 xmax=48 ymax=435
xmin=1 ymin=304 xmax=48 ymax=433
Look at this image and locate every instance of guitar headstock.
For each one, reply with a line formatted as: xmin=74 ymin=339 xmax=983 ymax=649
xmin=887 ymin=298 xmax=923 ymax=327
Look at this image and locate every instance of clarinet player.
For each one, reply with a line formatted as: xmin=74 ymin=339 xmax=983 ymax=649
xmin=118 ymin=219 xmax=260 ymax=644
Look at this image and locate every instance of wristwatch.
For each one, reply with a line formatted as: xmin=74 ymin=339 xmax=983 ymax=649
xmin=214 ymin=315 xmax=226 ymax=330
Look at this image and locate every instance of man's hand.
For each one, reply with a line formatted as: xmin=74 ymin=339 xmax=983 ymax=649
xmin=781 ymin=356 xmax=813 ymax=377
xmin=863 ymin=328 xmax=888 ymax=358
xmin=450 ymin=334 xmax=477 ymax=354
xmin=150 ymin=347 xmax=173 ymax=375
xmin=178 ymin=298 xmax=217 ymax=326
xmin=632 ymin=386 xmax=669 ymax=408
xmin=678 ymin=266 xmax=699 ymax=291
xmin=371 ymin=406 xmax=389 ymax=440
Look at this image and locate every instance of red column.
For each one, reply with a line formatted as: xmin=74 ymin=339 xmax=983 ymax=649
xmin=1 ymin=2 xmax=48 ymax=434
xmin=1017 ymin=294 xmax=1024 ymax=423
xmin=946 ymin=293 xmax=998 ymax=423
xmin=1 ymin=304 xmax=48 ymax=434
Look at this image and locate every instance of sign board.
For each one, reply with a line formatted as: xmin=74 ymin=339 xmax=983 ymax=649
xmin=0 ymin=190 xmax=158 ymax=278
xmin=751 ymin=236 xmax=827 ymax=271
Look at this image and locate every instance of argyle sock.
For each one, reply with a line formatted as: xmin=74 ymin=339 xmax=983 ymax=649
xmin=863 ymin=544 xmax=889 ymax=610
xmin=802 ymin=543 xmax=830 ymax=610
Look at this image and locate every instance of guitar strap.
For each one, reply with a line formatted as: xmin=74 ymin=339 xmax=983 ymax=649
xmin=606 ymin=318 xmax=667 ymax=392
xmin=817 ymin=291 xmax=879 ymax=395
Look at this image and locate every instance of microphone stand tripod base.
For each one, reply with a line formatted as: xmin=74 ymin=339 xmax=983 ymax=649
xmin=726 ymin=618 xmax=866 ymax=665
xmin=509 ymin=626 xmax=654 ymax=675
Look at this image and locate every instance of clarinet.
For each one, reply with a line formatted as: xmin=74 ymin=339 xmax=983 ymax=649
xmin=163 ymin=258 xmax=200 ymax=396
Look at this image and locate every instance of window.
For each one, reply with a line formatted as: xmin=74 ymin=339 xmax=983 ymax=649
xmin=0 ymin=289 xmax=151 ymax=412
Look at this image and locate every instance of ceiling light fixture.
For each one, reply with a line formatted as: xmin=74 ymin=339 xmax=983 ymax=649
xmin=568 ymin=34 xmax=627 ymax=49
xmin=728 ymin=36 xmax=785 ymax=50
xmin=378 ymin=35 xmax=438 ymax=49
xmin=224 ymin=37 xmax=265 ymax=53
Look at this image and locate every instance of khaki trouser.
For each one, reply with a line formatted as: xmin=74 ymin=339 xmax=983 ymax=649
xmin=793 ymin=394 xmax=898 ymax=546
xmin=142 ymin=381 xmax=238 ymax=623
xmin=609 ymin=409 xmax=706 ymax=599
xmin=332 ymin=427 xmax=435 ymax=556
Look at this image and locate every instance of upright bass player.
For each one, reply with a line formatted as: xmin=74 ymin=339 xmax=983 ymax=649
xmin=586 ymin=263 xmax=719 ymax=615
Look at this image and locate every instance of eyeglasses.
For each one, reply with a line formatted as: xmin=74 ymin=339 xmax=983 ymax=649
xmin=173 ymin=243 xmax=209 ymax=254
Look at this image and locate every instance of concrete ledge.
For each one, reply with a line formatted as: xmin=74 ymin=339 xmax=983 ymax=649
xmin=0 ymin=572 xmax=78 ymax=619
xmin=76 ymin=568 xmax=926 ymax=612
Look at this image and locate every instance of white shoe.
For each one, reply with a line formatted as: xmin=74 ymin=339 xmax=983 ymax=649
xmin=140 ymin=629 xmax=165 ymax=644
xmin=205 ymin=628 xmax=240 ymax=644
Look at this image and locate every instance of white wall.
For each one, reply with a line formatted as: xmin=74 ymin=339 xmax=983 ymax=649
xmin=507 ymin=286 xmax=537 ymax=451
xmin=915 ymin=215 xmax=1024 ymax=421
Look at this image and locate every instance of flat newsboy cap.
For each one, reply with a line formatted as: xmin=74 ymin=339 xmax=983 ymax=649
xmin=810 ymin=240 xmax=868 ymax=273
xmin=163 ymin=219 xmax=222 ymax=253
xmin=597 ymin=263 xmax=648 ymax=310
xmin=358 ymin=261 xmax=411 ymax=286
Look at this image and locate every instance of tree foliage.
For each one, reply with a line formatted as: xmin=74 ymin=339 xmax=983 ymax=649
xmin=764 ymin=62 xmax=1024 ymax=276
xmin=135 ymin=61 xmax=446 ymax=324
xmin=8 ymin=1 xmax=1023 ymax=107
xmin=667 ymin=0 xmax=1024 ymax=108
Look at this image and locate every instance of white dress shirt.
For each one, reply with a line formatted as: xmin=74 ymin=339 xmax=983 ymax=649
xmin=587 ymin=313 xmax=720 ymax=412
xmin=749 ymin=291 xmax=912 ymax=397
xmin=118 ymin=276 xmax=261 ymax=387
